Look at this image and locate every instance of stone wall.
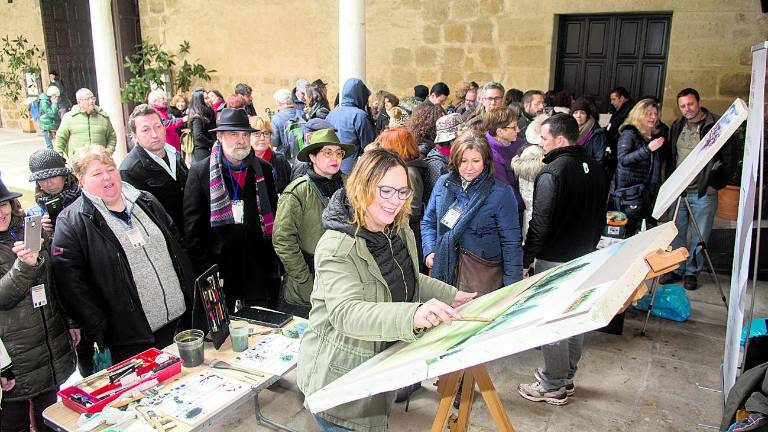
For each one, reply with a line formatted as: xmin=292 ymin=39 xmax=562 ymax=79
xmin=136 ymin=0 xmax=767 ymax=122
xmin=0 ymin=0 xmax=47 ymax=130
xmin=1 ymin=0 xmax=766 ymax=128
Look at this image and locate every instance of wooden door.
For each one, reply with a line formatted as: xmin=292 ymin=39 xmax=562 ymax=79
xmin=554 ymin=14 xmax=672 ymax=113
xmin=40 ymin=0 xmax=98 ymax=104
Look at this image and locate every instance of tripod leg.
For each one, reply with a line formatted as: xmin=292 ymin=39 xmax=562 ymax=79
xmin=641 ymin=277 xmax=660 ymax=336
xmin=683 ymin=198 xmax=728 ymax=308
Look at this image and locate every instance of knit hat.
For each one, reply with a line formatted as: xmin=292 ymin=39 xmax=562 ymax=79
xmin=0 ymin=176 xmax=22 ymax=203
xmin=387 ymin=107 xmax=410 ymax=128
xmin=570 ymin=97 xmax=595 ymax=120
xmin=28 ymin=149 xmax=71 ymax=182
xmin=525 ymin=114 xmax=551 ymax=145
xmin=434 ymin=113 xmax=465 ymax=144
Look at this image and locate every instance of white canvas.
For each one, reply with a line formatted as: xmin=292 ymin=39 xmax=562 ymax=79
xmin=306 ymin=222 xmax=678 ymax=413
xmin=652 ymin=98 xmax=748 ymax=219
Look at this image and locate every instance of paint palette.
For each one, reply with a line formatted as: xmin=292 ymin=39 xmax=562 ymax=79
xmin=232 ymin=333 xmax=301 ymax=376
xmin=142 ymin=370 xmax=249 ymax=426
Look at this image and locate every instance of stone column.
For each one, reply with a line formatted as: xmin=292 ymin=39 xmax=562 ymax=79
xmin=89 ymin=0 xmax=127 ymax=162
xmin=338 ymin=0 xmax=366 ymax=88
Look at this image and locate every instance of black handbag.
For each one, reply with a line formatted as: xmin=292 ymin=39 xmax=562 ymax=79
xmin=611 ymin=183 xmax=647 ymax=218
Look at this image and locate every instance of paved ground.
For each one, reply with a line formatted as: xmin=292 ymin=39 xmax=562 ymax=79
xmin=2 ymin=127 xmax=765 ymax=431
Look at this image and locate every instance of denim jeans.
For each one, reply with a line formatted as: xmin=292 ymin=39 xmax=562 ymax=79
xmin=42 ymin=130 xmax=54 ymax=149
xmin=314 ymin=415 xmax=352 ymax=431
xmin=670 ymin=193 xmax=718 ymax=276
xmin=534 ymin=259 xmax=585 ymax=391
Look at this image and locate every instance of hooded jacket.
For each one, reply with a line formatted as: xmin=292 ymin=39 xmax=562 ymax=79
xmin=54 ymin=105 xmax=117 ymax=160
xmin=297 ymin=190 xmax=456 ymax=432
xmin=614 ymin=125 xmax=662 ymax=198
xmin=512 ymin=145 xmax=546 ymax=240
xmin=1 ymin=218 xmax=75 ymax=402
xmin=38 ymin=93 xmax=60 ymax=132
xmin=270 ymin=106 xmax=304 ymax=158
xmin=326 ymin=78 xmax=376 ymax=174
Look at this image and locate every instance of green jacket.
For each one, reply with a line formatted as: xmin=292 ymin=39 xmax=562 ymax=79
xmin=272 ymin=175 xmax=342 ymax=306
xmin=297 ymin=214 xmax=456 ymax=431
xmin=54 ymin=105 xmax=116 ymax=160
xmin=37 ymin=93 xmax=60 ymax=131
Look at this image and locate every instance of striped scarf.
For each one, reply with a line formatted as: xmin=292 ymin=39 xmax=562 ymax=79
xmin=209 ymin=142 xmax=274 ymax=234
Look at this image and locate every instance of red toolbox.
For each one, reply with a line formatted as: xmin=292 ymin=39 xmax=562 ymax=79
xmin=58 ymin=348 xmax=181 ymax=414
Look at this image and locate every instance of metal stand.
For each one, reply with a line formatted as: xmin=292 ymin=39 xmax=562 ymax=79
xmin=672 ymin=194 xmax=728 ymax=307
xmin=640 ymin=247 xmax=689 ymax=335
xmin=254 ymin=375 xmax=299 ymax=432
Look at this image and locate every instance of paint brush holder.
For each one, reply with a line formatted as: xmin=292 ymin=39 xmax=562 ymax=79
xmin=58 ymin=348 xmax=181 ymax=414
xmin=194 ymin=264 xmax=230 ymax=349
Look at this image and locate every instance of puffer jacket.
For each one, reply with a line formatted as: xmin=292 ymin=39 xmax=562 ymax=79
xmin=54 ymin=105 xmax=117 ymax=160
xmin=297 ymin=189 xmax=456 ymax=432
xmin=38 ymin=93 xmax=60 ymax=132
xmin=511 ymin=145 xmax=546 ymax=240
xmin=326 ymin=78 xmax=376 ymax=174
xmin=0 ymin=217 xmax=75 ymax=402
xmin=614 ymin=125 xmax=662 ymax=199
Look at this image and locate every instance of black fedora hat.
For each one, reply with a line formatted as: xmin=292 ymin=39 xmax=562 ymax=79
xmin=210 ymin=108 xmax=258 ymax=133
xmin=0 ymin=176 xmax=22 ymax=204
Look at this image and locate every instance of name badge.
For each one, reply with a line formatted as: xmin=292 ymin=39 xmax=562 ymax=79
xmin=440 ymin=205 xmax=462 ymax=229
xmin=232 ymin=200 xmax=244 ymax=224
xmin=126 ymin=226 xmax=146 ymax=248
xmin=31 ymin=284 xmax=47 ymax=308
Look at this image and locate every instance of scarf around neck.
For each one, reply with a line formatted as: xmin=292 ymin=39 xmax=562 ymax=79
xmin=36 ymin=175 xmax=81 ymax=209
xmin=577 ymin=117 xmax=596 ymax=146
xmin=209 ymin=142 xmax=274 ymax=234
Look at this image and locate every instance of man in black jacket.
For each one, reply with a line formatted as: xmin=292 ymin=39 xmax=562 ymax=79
xmin=518 ymin=114 xmax=607 ymax=406
xmin=659 ymin=88 xmax=734 ymax=290
xmin=120 ymin=104 xmax=188 ymax=232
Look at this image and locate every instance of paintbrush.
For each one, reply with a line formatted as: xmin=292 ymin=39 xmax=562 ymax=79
xmin=209 ymin=359 xmax=267 ymax=378
xmin=452 ymin=316 xmax=492 ymax=322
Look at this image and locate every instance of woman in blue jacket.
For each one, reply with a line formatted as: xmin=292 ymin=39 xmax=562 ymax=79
xmin=422 ymin=131 xmax=523 ymax=294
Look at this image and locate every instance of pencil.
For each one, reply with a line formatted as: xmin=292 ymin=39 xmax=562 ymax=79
xmin=453 ymin=316 xmax=492 ymax=322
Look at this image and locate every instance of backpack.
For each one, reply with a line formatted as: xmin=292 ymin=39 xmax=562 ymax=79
xmin=283 ymin=116 xmax=307 ymax=164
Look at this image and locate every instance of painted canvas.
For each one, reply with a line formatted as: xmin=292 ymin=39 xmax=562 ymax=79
xmin=651 ymin=98 xmax=748 ymax=219
xmin=306 ymin=222 xmax=678 ymax=413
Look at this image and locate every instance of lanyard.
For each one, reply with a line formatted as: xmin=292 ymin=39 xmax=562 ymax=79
xmin=224 ymin=158 xmax=246 ymax=202
xmin=8 ymin=228 xmax=18 ymax=242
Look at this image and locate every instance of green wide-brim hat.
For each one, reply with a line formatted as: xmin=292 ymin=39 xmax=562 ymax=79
xmin=296 ymin=128 xmax=357 ymax=163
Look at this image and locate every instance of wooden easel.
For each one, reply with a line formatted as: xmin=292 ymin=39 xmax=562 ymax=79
xmin=431 ymin=364 xmax=515 ymax=432
xmin=638 ymin=247 xmax=689 ymax=335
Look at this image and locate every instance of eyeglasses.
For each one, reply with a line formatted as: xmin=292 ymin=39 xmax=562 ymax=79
xmin=378 ymin=185 xmax=413 ymax=201
xmin=252 ymin=131 xmax=269 ymax=137
xmin=78 ymin=96 xmax=96 ymax=102
xmin=486 ymin=96 xmax=504 ymax=102
xmin=502 ymin=125 xmax=519 ymax=131
xmin=318 ymin=148 xmax=345 ymax=159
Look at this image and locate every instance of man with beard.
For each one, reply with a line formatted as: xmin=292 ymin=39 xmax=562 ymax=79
xmin=518 ymin=90 xmax=545 ymax=145
xmin=183 ymin=108 xmax=280 ymax=310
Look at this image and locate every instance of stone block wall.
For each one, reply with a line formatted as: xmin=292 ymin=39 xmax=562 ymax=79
xmin=0 ymin=0 xmax=47 ymax=130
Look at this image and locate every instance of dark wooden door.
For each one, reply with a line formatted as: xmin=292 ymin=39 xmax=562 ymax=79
xmin=40 ymin=0 xmax=98 ymax=105
xmin=113 ymin=0 xmax=142 ymax=124
xmin=554 ymin=14 xmax=672 ymax=113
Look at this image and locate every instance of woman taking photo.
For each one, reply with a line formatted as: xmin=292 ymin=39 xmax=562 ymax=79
xmin=249 ymin=116 xmax=292 ymax=193
xmin=0 ymin=179 xmax=75 ymax=432
xmin=298 ymin=149 xmax=475 ymax=432
xmin=51 ymin=145 xmax=196 ymax=371
xmin=422 ymin=131 xmax=523 ymax=294
xmin=612 ymin=98 xmax=665 ymax=236
xmin=273 ymin=129 xmax=353 ymax=318
xmin=26 ymin=149 xmax=81 ymax=234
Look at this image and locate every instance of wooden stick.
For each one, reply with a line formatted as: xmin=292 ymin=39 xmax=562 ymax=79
xmin=453 ymin=316 xmax=492 ymax=322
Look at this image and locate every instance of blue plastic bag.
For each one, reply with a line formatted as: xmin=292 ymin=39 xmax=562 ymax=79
xmin=634 ymin=283 xmax=691 ymax=322
xmin=740 ymin=318 xmax=768 ymax=346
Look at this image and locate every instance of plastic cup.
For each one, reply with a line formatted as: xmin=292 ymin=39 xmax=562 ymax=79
xmin=174 ymin=329 xmax=205 ymax=367
xmin=230 ymin=326 xmax=249 ymax=353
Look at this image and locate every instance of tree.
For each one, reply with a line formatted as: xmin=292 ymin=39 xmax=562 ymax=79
xmin=122 ymin=40 xmax=215 ymax=103
xmin=0 ymin=35 xmax=45 ymax=103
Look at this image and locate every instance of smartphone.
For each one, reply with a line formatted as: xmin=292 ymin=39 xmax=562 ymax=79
xmin=24 ymin=215 xmax=43 ymax=252
xmin=231 ymin=307 xmax=291 ymax=328
xmin=44 ymin=198 xmax=63 ymax=222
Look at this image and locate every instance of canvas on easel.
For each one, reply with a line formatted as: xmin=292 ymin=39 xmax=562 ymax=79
xmin=652 ymin=98 xmax=749 ymax=219
xmin=306 ymin=222 xmax=678 ymax=414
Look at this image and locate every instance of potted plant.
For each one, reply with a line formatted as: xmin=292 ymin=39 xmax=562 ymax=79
xmin=716 ymin=123 xmax=746 ymax=220
xmin=0 ymin=35 xmax=45 ymax=130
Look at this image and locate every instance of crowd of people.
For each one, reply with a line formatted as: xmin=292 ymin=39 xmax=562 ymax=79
xmin=0 ymin=72 xmax=737 ymax=431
